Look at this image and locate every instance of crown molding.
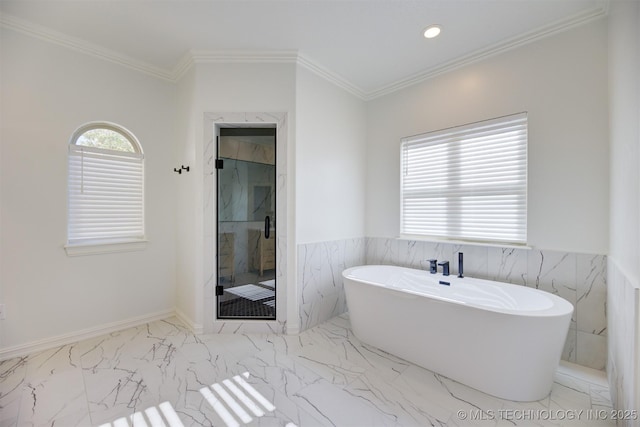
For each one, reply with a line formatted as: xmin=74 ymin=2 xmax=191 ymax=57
xmin=365 ymin=3 xmax=609 ymax=100
xmin=1 ymin=3 xmax=609 ymax=101
xmin=171 ymin=50 xmax=301 ymax=81
xmin=296 ymin=54 xmax=367 ymax=99
xmin=0 ymin=14 xmax=367 ymax=96
xmin=0 ymin=13 xmax=175 ymax=81
xmin=172 ymin=49 xmax=367 ymax=99
xmin=190 ymin=49 xmax=299 ymax=64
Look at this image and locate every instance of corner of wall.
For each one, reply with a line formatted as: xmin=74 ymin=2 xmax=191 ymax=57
xmin=606 ymin=0 xmax=640 ymax=417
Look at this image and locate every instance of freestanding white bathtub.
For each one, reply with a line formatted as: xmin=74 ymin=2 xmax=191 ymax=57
xmin=342 ymin=265 xmax=573 ymax=401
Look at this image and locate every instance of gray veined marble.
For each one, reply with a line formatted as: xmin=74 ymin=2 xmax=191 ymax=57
xmin=487 ymin=246 xmax=528 ymax=286
xmin=297 ymin=238 xmax=365 ymax=332
xmin=301 ymin=236 xmax=607 ymax=371
xmin=606 ymin=258 xmax=639 ymax=423
xmin=0 ymin=315 xmax=614 ymax=427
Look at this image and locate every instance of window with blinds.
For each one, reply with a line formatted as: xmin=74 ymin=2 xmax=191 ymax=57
xmin=67 ymin=124 xmax=144 ymax=246
xmin=400 ymin=112 xmax=527 ymax=245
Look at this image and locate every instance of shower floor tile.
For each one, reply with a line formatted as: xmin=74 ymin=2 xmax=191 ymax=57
xmin=0 ymin=315 xmax=615 ymax=427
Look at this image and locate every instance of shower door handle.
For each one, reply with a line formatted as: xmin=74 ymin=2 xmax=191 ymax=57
xmin=264 ymin=216 xmax=270 ymax=239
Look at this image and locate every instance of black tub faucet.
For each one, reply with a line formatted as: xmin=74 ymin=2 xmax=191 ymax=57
xmin=428 ymin=259 xmax=438 ymax=274
xmin=458 ymin=252 xmax=464 ymax=278
xmin=438 ymin=261 xmax=450 ymax=276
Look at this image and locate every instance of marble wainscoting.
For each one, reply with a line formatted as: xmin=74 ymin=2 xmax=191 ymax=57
xmin=606 ymin=258 xmax=640 ymax=422
xmin=297 ymin=238 xmax=366 ymax=331
xmin=365 ymin=237 xmax=608 ymax=371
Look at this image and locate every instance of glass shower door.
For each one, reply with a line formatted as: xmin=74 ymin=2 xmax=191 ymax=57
xmin=216 ymin=127 xmax=276 ymax=319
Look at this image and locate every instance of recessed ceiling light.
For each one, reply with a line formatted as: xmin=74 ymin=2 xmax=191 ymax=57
xmin=423 ymin=25 xmax=441 ymax=39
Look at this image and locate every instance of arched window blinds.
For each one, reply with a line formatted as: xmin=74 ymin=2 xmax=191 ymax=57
xmin=67 ymin=123 xmax=144 ymax=245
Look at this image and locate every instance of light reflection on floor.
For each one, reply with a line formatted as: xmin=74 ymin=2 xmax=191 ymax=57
xmin=99 ymin=372 xmax=290 ymax=427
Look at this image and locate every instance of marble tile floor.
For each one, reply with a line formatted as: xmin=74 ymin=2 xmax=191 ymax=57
xmin=0 ymin=314 xmax=615 ymax=427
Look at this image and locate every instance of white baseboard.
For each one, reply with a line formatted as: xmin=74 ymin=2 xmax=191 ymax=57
xmin=0 ymin=308 xmax=175 ymax=361
xmin=175 ymin=308 xmax=203 ymax=335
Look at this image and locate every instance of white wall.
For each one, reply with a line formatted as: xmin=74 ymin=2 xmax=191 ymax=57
xmin=295 ymin=66 xmax=367 ymax=243
xmin=609 ymin=1 xmax=640 ymax=283
xmin=293 ymin=65 xmax=367 ymax=332
xmin=175 ymin=67 xmax=198 ymax=329
xmin=366 ymin=19 xmax=609 ymax=254
xmin=0 ymin=29 xmax=178 ymax=349
xmin=607 ymin=0 xmax=640 ymax=416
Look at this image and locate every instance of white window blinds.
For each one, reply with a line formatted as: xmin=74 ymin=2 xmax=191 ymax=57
xmin=400 ymin=112 xmax=527 ymax=244
xmin=68 ymin=145 xmax=144 ymax=244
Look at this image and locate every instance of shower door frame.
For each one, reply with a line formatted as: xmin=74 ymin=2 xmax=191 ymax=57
xmin=203 ymin=112 xmax=288 ymax=335
xmin=215 ymin=126 xmax=277 ymax=320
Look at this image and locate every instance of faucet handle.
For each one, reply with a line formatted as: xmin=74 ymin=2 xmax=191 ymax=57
xmin=438 ymin=261 xmax=450 ymax=276
xmin=427 ymin=259 xmax=437 ymax=274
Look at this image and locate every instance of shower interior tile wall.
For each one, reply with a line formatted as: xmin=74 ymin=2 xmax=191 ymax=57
xmin=298 ymin=237 xmax=607 ymax=371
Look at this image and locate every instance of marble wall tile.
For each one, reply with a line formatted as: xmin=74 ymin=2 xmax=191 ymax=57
xmin=487 ymin=246 xmax=528 ymax=286
xmin=422 ymin=241 xmax=455 ymax=266
xmin=562 ymin=328 xmax=577 ymax=363
xmin=322 ymin=240 xmax=347 ymax=293
xmin=576 ymin=254 xmax=607 ymax=336
xmin=345 ymin=237 xmax=366 ymax=268
xmin=576 ymin=331 xmax=606 ymax=371
xmin=365 ymin=237 xmax=381 ymax=265
xmin=453 ymin=244 xmax=489 ymax=278
xmin=219 ymin=137 xmax=275 ymax=165
xmin=606 ymin=258 xmax=639 ymax=420
xmin=527 ymin=250 xmax=578 ymax=330
xmin=297 ymin=238 xmax=365 ymax=332
xmin=378 ymin=237 xmax=398 ymax=265
xmin=298 ymin=243 xmax=323 ymax=307
xmin=396 ymin=239 xmax=425 ymax=269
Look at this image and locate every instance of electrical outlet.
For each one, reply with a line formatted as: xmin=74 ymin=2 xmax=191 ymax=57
xmin=0 ymin=304 xmax=5 ymax=320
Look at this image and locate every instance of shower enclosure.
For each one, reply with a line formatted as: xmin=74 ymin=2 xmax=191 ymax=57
xmin=215 ymin=127 xmax=276 ymax=319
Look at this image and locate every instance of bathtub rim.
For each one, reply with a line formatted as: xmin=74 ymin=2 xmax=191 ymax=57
xmin=342 ymin=264 xmax=574 ymax=318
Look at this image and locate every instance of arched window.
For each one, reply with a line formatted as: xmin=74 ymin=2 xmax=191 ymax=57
xmin=67 ymin=122 xmax=145 ymax=250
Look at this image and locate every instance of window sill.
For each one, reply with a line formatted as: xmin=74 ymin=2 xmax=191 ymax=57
xmin=398 ymin=234 xmax=531 ymax=250
xmin=65 ymin=239 xmax=148 ymax=256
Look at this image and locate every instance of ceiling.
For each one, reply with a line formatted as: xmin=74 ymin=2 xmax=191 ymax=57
xmin=0 ymin=0 xmax=607 ymax=98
